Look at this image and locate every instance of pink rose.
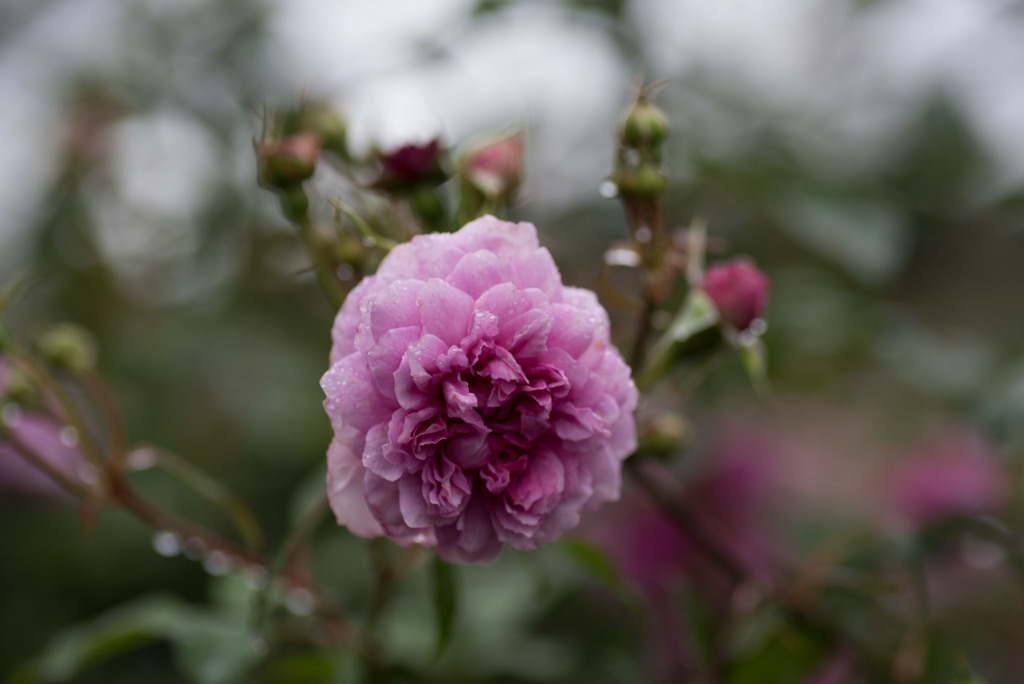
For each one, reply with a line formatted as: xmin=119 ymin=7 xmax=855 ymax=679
xmin=321 ymin=216 xmax=638 ymax=563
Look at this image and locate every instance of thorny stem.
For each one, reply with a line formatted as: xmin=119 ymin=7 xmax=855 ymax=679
xmin=83 ymin=371 xmax=127 ymax=467
xmin=2 ymin=365 xmax=367 ymax=658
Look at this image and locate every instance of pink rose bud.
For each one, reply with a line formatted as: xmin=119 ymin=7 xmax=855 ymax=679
xmin=0 ymin=359 xmax=83 ymax=498
xmin=378 ymin=139 xmax=448 ymax=188
xmin=321 ymin=216 xmax=639 ymax=563
xmin=700 ymin=259 xmax=770 ymax=332
xmin=256 ymin=132 xmax=321 ymax=190
xmin=462 ymin=133 xmax=524 ymax=199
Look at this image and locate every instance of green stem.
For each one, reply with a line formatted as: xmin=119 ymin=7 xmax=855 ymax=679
xmin=146 ymin=446 xmax=264 ymax=551
xmin=295 ymin=214 xmax=347 ymax=309
xmin=328 ymin=199 xmax=398 ymax=250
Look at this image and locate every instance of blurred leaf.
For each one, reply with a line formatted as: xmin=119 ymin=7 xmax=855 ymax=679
xmin=174 ymin=614 xmax=261 ymax=684
xmin=727 ymin=623 xmax=828 ymax=684
xmin=25 ymin=595 xmax=187 ymax=682
xmin=560 ymin=539 xmax=622 ymax=590
xmin=774 ymin=190 xmax=908 ymax=285
xmin=23 ymin=587 xmax=263 ymax=684
xmin=735 ymin=335 xmax=769 ymax=395
xmin=638 ymin=291 xmax=720 ymax=389
xmin=431 ymin=554 xmax=458 ymax=659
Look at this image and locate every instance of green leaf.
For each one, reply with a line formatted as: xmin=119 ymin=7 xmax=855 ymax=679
xmin=431 ymin=554 xmax=458 ymax=659
xmin=560 ymin=539 xmax=621 ymax=591
xmin=637 ymin=291 xmax=720 ymax=390
xmin=23 ymin=588 xmax=265 ymax=684
xmin=735 ymin=334 xmax=770 ymax=395
xmin=25 ymin=595 xmax=190 ymax=682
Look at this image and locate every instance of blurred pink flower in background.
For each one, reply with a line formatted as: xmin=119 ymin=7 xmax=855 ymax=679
xmin=322 ymin=216 xmax=638 ymax=563
xmin=589 ymin=428 xmax=779 ymax=595
xmin=0 ymin=359 xmax=81 ymax=498
xmin=887 ymin=430 xmax=1006 ymax=527
xmin=701 ymin=259 xmax=770 ymax=332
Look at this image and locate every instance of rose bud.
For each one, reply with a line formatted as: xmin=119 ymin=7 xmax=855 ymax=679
xmin=619 ymin=99 xmax=670 ymax=151
xmin=0 ymin=358 xmax=84 ymax=498
xmin=256 ymin=132 xmax=321 ymax=190
xmin=700 ymin=259 xmax=770 ymax=332
xmin=461 ymin=132 xmax=524 ymax=200
xmin=37 ymin=323 xmax=97 ymax=376
xmin=376 ymin=139 xmax=449 ymax=190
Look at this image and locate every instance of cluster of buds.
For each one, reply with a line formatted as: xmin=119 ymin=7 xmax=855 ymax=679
xmin=612 ymin=98 xmax=670 ymax=201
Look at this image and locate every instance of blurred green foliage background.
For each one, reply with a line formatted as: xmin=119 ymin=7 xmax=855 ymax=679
xmin=2 ymin=0 xmax=1024 ymax=682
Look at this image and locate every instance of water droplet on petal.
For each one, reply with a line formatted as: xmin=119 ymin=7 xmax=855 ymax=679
xmin=413 ymin=533 xmax=428 ymax=544
xmin=285 ymin=587 xmax=316 ymax=616
xmin=1 ymin=403 xmax=22 ymax=428
xmin=599 ymin=180 xmax=618 ymax=199
xmin=183 ymin=537 xmax=206 ymax=560
xmin=59 ymin=426 xmax=79 ymax=447
xmin=749 ymin=318 xmax=767 ymax=336
xmin=152 ymin=531 xmax=182 ymax=557
xmin=202 ymin=550 xmax=233 ymax=576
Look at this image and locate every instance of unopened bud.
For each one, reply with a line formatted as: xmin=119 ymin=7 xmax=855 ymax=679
xmin=2 ymin=366 xmax=40 ymax=407
xmin=614 ymin=162 xmax=666 ymax=200
xmin=256 ymin=132 xmax=320 ymax=190
xmin=620 ymin=100 xmax=670 ymax=149
xmin=376 ymin=139 xmax=449 ymax=191
xmin=700 ymin=259 xmax=770 ymax=332
xmin=37 ymin=323 xmax=97 ymax=375
xmin=461 ymin=132 xmax=524 ymax=200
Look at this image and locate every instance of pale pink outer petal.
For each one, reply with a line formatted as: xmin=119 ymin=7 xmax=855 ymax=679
xmin=326 ymin=435 xmax=383 ymax=538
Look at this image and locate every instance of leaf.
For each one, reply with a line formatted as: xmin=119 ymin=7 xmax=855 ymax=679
xmin=735 ymin=334 xmax=770 ymax=396
xmin=174 ymin=614 xmax=262 ymax=684
xmin=636 ymin=291 xmax=720 ymax=390
xmin=23 ymin=589 xmax=265 ymax=684
xmin=25 ymin=595 xmax=190 ymax=682
xmin=560 ymin=539 xmax=621 ymax=591
xmin=431 ymin=554 xmax=458 ymax=659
